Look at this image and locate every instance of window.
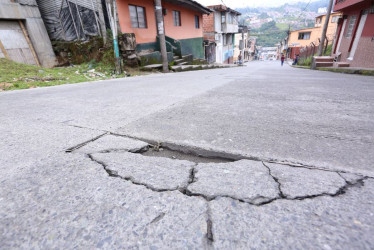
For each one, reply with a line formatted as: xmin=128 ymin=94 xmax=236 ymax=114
xmin=195 ymin=15 xmax=200 ymax=29
xmin=316 ymin=17 xmax=322 ymax=24
xmin=227 ymin=13 xmax=233 ymax=24
xmin=173 ymin=10 xmax=181 ymax=26
xmin=221 ymin=12 xmax=226 ymax=23
xmin=331 ymin=16 xmax=339 ymax=23
xmin=129 ymin=5 xmax=147 ymax=28
xmin=345 ymin=15 xmax=357 ymax=37
xmin=223 ymin=34 xmax=227 ymax=45
xmin=298 ymin=32 xmax=311 ymax=40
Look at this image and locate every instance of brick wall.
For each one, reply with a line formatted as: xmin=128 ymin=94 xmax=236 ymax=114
xmin=350 ymin=36 xmax=374 ymax=68
xmin=336 ymin=12 xmax=374 ymax=68
xmin=203 ymin=13 xmax=214 ymax=33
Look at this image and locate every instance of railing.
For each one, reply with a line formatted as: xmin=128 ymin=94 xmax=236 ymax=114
xmin=299 ymin=37 xmax=331 ymax=60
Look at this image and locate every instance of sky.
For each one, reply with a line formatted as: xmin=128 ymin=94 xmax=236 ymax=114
xmin=194 ymin=0 xmax=315 ymax=8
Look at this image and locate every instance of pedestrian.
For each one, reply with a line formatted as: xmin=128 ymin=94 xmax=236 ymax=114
xmin=238 ymin=52 xmax=242 ymax=65
xmin=293 ymin=54 xmax=299 ymax=65
xmin=281 ymin=54 xmax=285 ymax=66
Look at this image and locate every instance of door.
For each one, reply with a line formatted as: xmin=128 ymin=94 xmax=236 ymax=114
xmin=0 ymin=20 xmax=37 ymax=65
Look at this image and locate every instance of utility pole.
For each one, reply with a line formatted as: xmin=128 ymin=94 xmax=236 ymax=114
xmin=106 ymin=0 xmax=121 ymax=74
xmin=241 ymin=26 xmax=245 ymax=63
xmin=317 ymin=0 xmax=334 ymax=56
xmin=154 ymin=0 xmax=169 ymax=73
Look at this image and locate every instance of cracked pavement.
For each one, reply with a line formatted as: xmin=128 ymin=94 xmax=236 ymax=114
xmin=1 ymin=61 xmax=374 ymax=248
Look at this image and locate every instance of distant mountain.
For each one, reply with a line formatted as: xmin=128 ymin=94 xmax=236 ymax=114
xmin=236 ymin=0 xmax=331 ymax=47
xmin=236 ymin=0 xmax=330 ymax=14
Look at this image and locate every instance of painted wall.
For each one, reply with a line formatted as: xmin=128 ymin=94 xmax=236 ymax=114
xmin=163 ymin=2 xmax=203 ymax=40
xmin=180 ymin=37 xmax=204 ymax=58
xmin=214 ymin=12 xmax=221 ymax=32
xmin=117 ymin=0 xmax=204 ymax=44
xmin=288 ymin=13 xmax=340 ymax=49
xmin=117 ymin=0 xmax=157 ymax=44
xmin=334 ymin=0 xmax=367 ymax=11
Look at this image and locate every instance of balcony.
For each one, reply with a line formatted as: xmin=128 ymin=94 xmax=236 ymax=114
xmin=221 ymin=23 xmax=239 ymax=33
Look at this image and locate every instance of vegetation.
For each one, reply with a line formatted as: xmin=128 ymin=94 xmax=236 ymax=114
xmin=251 ymin=21 xmax=288 ymax=47
xmin=317 ymin=68 xmax=374 ymax=76
xmin=0 ymin=58 xmax=146 ymax=91
xmin=298 ymin=44 xmax=333 ymax=67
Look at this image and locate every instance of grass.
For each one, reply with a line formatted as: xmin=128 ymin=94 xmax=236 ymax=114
xmin=298 ymin=44 xmax=333 ymax=67
xmin=316 ymin=67 xmax=374 ymax=76
xmin=0 ymin=59 xmax=147 ymax=91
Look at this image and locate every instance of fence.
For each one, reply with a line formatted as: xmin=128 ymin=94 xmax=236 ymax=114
xmin=299 ymin=37 xmax=331 ymax=62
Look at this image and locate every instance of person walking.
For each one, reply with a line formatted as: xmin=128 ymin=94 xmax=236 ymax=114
xmin=281 ymin=54 xmax=285 ymax=66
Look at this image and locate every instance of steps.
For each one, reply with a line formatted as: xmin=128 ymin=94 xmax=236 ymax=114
xmin=334 ymin=62 xmax=350 ymax=68
xmin=313 ymin=56 xmax=350 ymax=69
xmin=313 ymin=56 xmax=334 ymax=68
xmin=173 ymin=54 xmax=193 ymax=66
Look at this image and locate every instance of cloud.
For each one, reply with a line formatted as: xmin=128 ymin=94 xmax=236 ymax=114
xmin=195 ymin=0 xmax=315 ymax=8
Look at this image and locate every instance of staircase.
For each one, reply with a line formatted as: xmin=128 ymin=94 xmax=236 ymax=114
xmin=334 ymin=62 xmax=350 ymax=68
xmin=313 ymin=56 xmax=351 ymax=69
xmin=173 ymin=54 xmax=193 ymax=65
xmin=313 ymin=56 xmax=334 ymax=68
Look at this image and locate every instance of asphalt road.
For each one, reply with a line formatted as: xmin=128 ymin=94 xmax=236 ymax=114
xmin=1 ymin=61 xmax=373 ymax=249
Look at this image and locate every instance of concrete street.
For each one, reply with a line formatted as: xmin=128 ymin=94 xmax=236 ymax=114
xmin=1 ymin=61 xmax=373 ymax=249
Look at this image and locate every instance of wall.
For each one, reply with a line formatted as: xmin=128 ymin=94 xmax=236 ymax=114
xmin=214 ymin=11 xmax=222 ymax=33
xmin=288 ymin=13 xmax=340 ymax=52
xmin=117 ymin=0 xmax=205 ymax=56
xmin=180 ymin=37 xmax=204 ymax=58
xmin=335 ymin=6 xmax=374 ymax=68
xmin=0 ymin=0 xmax=56 ymax=67
xmin=203 ymin=12 xmax=214 ymax=33
xmin=117 ymin=0 xmax=157 ymax=44
xmin=334 ymin=0 xmax=367 ymax=11
xmin=163 ymin=2 xmax=203 ymax=40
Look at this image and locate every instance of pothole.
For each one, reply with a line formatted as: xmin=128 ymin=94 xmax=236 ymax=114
xmin=140 ymin=146 xmax=234 ymax=164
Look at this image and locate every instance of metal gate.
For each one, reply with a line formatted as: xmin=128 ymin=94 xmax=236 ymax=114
xmin=0 ymin=20 xmax=38 ymax=65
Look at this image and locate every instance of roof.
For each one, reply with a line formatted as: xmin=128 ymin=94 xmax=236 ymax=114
xmin=291 ymin=27 xmax=317 ymax=33
xmin=207 ymin=4 xmax=241 ymax=15
xmin=165 ymin=0 xmax=212 ymax=14
xmin=315 ymin=12 xmax=341 ymax=18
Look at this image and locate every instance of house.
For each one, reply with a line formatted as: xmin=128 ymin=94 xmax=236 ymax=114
xmin=116 ymin=0 xmax=211 ymax=61
xmin=233 ymin=26 xmax=251 ymax=63
xmin=0 ymin=0 xmax=56 ymax=67
xmin=287 ymin=12 xmax=341 ymax=59
xmin=203 ymin=5 xmax=241 ymax=64
xmin=333 ymin=0 xmax=374 ymax=68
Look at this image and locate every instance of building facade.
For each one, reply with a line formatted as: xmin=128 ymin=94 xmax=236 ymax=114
xmin=287 ymin=12 xmax=341 ymax=59
xmin=233 ymin=26 xmax=251 ymax=63
xmin=116 ymin=0 xmax=211 ymax=59
xmin=333 ymin=0 xmax=374 ymax=68
xmin=0 ymin=0 xmax=56 ymax=67
xmin=203 ymin=5 xmax=241 ymax=64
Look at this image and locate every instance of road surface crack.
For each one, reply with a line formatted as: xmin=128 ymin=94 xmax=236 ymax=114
xmin=65 ymin=132 xmax=109 ymax=153
xmin=87 ymin=152 xmax=369 ymax=208
xmin=262 ymin=162 xmax=286 ymax=198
